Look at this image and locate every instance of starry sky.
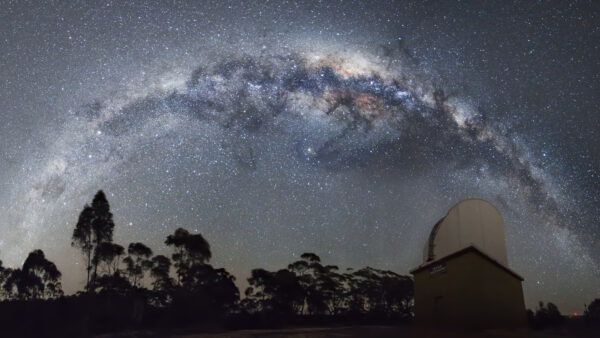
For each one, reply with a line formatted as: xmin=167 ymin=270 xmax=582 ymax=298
xmin=0 ymin=0 xmax=599 ymax=313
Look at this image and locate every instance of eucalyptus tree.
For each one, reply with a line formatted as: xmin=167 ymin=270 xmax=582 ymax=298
xmin=165 ymin=228 xmax=211 ymax=285
xmin=123 ymin=242 xmax=153 ymax=287
xmin=71 ymin=190 xmax=116 ymax=291
xmin=2 ymin=249 xmax=62 ymax=300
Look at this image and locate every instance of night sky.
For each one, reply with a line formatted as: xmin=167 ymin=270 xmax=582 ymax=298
xmin=1 ymin=1 xmax=599 ymax=314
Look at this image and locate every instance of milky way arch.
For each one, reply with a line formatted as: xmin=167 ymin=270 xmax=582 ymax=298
xmin=1 ymin=47 xmax=596 ymax=308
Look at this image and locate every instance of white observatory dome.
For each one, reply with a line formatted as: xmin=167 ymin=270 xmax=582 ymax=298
xmin=422 ymin=199 xmax=508 ymax=266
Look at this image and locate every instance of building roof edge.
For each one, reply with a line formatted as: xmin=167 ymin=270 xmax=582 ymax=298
xmin=410 ymin=245 xmax=523 ymax=281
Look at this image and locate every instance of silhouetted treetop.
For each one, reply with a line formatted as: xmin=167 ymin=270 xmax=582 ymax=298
xmin=94 ymin=242 xmax=125 ymax=275
xmin=72 ymin=190 xmax=118 ymax=291
xmin=300 ymin=253 xmax=321 ymax=263
xmin=128 ymin=242 xmax=153 ymax=258
xmin=72 ymin=205 xmax=94 ymax=250
xmin=23 ymin=250 xmax=61 ymax=281
xmin=165 ymin=228 xmax=212 ymax=264
xmin=150 ymin=254 xmax=173 ymax=292
xmin=529 ymin=301 xmax=563 ymax=328
xmin=2 ymin=249 xmax=63 ymax=300
xmin=244 ymin=254 xmax=413 ymax=319
xmin=91 ymin=190 xmax=115 ymax=245
xmin=124 ymin=242 xmax=153 ymax=287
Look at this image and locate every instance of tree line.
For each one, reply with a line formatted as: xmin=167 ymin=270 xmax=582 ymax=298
xmin=0 ymin=190 xmax=414 ymax=336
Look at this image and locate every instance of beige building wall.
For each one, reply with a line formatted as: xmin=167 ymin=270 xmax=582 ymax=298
xmin=413 ymin=247 xmax=527 ymax=329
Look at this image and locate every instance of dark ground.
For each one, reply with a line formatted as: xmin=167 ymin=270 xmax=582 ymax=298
xmin=94 ymin=324 xmax=600 ymax=338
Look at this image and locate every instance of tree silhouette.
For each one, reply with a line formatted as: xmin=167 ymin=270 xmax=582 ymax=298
xmin=123 ymin=242 xmax=153 ymax=287
xmin=243 ymin=268 xmax=271 ymax=313
xmin=288 ymin=253 xmax=327 ymax=315
xmin=179 ymin=264 xmax=239 ymax=312
xmin=150 ymin=254 xmax=173 ymax=291
xmin=90 ymin=190 xmax=116 ymax=285
xmin=300 ymin=252 xmax=321 ymax=264
xmin=3 ymin=268 xmax=35 ymax=299
xmin=22 ymin=250 xmax=63 ymax=299
xmin=0 ymin=260 xmax=7 ymax=299
xmin=71 ymin=204 xmax=94 ymax=292
xmin=165 ymin=228 xmax=211 ymax=285
xmin=72 ymin=190 xmax=116 ymax=291
xmin=285 ymin=253 xmax=349 ymax=315
xmin=2 ymin=250 xmax=62 ymax=300
xmin=243 ymin=253 xmax=414 ymax=321
xmin=148 ymin=254 xmax=174 ymax=307
xmin=0 ymin=188 xmax=430 ymax=335
xmin=585 ymin=298 xmax=600 ymax=325
xmin=314 ymin=264 xmax=345 ymax=315
xmin=92 ymin=273 xmax=132 ymax=295
xmin=1 ymin=185 xmax=423 ymax=334
xmin=343 ymin=267 xmax=413 ymax=317
xmin=164 ymin=228 xmax=239 ymax=323
xmin=529 ymin=301 xmax=563 ymax=328
xmin=94 ymin=242 xmax=125 ymax=276
xmin=246 ymin=268 xmax=304 ymax=315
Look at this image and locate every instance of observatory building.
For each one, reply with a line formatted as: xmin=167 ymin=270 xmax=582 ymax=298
xmin=410 ymin=199 xmax=527 ymax=329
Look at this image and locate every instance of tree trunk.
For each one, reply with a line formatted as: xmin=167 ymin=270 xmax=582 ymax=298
xmin=86 ymin=233 xmax=92 ymax=292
